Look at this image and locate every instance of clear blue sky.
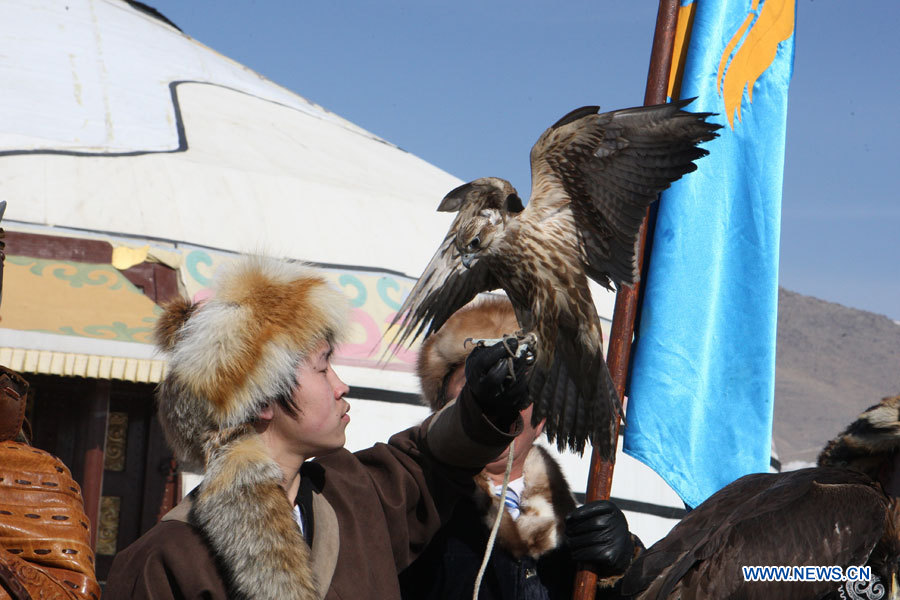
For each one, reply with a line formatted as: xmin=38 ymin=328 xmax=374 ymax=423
xmin=148 ymin=0 xmax=900 ymax=321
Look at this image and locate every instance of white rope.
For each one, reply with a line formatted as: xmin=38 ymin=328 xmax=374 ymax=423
xmin=472 ymin=438 xmax=515 ymax=600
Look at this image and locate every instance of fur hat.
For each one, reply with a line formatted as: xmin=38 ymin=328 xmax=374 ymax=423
xmin=155 ymin=255 xmax=350 ymax=472
xmin=417 ymin=296 xmax=519 ymax=411
xmin=818 ymin=394 xmax=900 ymax=478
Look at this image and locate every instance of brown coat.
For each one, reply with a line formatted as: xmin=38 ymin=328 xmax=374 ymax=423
xmin=105 ymin=394 xmax=519 ymax=600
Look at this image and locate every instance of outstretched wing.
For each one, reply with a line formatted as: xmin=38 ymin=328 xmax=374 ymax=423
xmin=386 ymin=209 xmax=500 ymax=354
xmin=527 ymin=98 xmax=721 ymax=289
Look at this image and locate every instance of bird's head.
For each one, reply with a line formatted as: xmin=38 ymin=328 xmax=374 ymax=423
xmin=438 ymin=177 xmax=523 ymax=269
xmin=455 ymin=209 xmax=502 ymax=268
xmin=819 ymin=394 xmax=900 ymax=491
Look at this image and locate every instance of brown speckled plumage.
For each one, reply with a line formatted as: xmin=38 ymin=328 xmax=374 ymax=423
xmin=391 ymin=100 xmax=719 ymax=456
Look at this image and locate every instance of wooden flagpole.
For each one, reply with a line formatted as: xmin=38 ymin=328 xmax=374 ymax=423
xmin=571 ymin=1 xmax=680 ymax=597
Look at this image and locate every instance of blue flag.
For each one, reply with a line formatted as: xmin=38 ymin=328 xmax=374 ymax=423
xmin=623 ymin=0 xmax=796 ymax=509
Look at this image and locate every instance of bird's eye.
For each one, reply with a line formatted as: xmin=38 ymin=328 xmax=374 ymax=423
xmin=467 ymin=237 xmax=480 ymax=251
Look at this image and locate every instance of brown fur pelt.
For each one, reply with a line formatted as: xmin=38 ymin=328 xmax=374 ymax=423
xmin=473 ymin=445 xmax=576 ymax=559
xmin=154 ymin=256 xmax=349 ymax=471
xmin=417 ymin=296 xmax=519 ymax=411
xmin=153 ymin=296 xmax=198 ymax=352
xmin=190 ymin=425 xmax=317 ymax=600
xmin=818 ymin=394 xmax=900 ymax=478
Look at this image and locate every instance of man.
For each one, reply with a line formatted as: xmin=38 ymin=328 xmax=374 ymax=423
xmin=400 ymin=297 xmax=639 ymax=600
xmin=106 ymin=256 xmax=533 ymax=600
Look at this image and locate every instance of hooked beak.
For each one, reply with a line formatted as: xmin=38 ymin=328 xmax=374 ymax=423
xmin=461 ymin=253 xmax=476 ymax=269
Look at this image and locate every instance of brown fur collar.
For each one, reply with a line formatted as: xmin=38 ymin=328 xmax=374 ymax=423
xmin=417 ymin=296 xmax=519 ymax=411
xmin=189 ymin=426 xmax=317 ymax=600
xmin=154 ymin=256 xmax=350 ymax=472
xmin=818 ymin=394 xmax=900 ymax=478
xmin=473 ymin=445 xmax=576 ymax=559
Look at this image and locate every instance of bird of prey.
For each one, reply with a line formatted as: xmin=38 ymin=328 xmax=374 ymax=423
xmin=389 ymin=99 xmax=720 ymax=457
xmin=620 ymin=394 xmax=900 ymax=600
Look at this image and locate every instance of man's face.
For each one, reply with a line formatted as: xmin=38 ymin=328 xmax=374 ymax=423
xmin=270 ymin=341 xmax=351 ymax=459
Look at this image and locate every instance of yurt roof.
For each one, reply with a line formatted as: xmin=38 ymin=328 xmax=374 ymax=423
xmin=2 ymin=0 xmax=459 ymax=277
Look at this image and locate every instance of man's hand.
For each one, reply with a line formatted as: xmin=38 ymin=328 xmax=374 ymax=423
xmin=463 ymin=339 xmax=531 ymax=429
xmin=565 ymin=500 xmax=634 ymax=575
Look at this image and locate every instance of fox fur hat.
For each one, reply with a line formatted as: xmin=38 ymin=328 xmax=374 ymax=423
xmin=154 ymin=255 xmax=350 ymax=472
xmin=818 ymin=394 xmax=900 ymax=478
xmin=417 ymin=296 xmax=519 ymax=411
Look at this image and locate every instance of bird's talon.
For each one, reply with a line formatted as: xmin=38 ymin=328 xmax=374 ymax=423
xmin=463 ymin=337 xmax=485 ymax=350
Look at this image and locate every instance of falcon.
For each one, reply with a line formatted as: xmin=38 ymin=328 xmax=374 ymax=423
xmin=390 ymin=99 xmax=720 ymax=457
xmin=620 ymin=394 xmax=900 ymax=600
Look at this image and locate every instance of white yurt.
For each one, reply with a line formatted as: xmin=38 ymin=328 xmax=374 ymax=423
xmin=0 ymin=0 xmax=686 ymax=580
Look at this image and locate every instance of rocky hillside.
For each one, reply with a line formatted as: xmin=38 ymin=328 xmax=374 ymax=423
xmin=775 ymin=288 xmax=900 ymax=465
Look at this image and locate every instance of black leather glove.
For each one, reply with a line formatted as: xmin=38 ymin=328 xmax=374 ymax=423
xmin=463 ymin=339 xmax=531 ymax=429
xmin=565 ymin=500 xmax=634 ymax=575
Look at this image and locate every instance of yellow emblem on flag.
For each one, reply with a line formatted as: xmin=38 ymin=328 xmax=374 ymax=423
xmin=668 ymin=2 xmax=697 ymax=101
xmin=718 ymin=0 xmax=795 ymax=129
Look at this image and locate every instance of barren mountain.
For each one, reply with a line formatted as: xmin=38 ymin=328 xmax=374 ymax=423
xmin=775 ymin=288 xmax=900 ymax=465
